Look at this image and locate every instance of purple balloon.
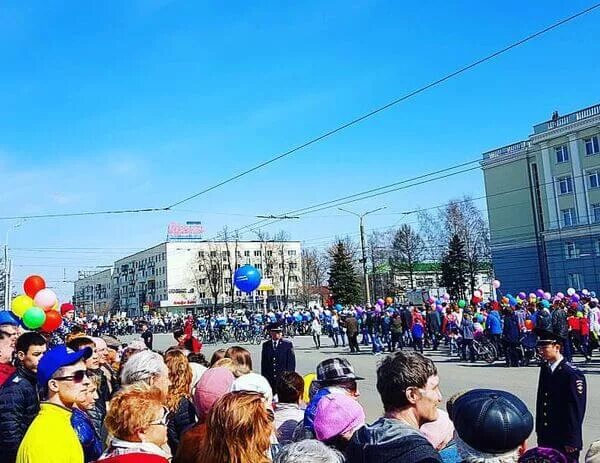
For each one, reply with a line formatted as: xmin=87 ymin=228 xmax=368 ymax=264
xmin=556 ymin=292 xmax=565 ymax=299
xmin=518 ymin=292 xmax=527 ymax=300
xmin=571 ymin=294 xmax=580 ymax=302
xmin=528 ymin=293 xmax=536 ymax=300
xmin=543 ymin=292 xmax=551 ymax=300
xmin=535 ymin=289 xmax=545 ymax=298
xmin=374 ymin=306 xmax=382 ymax=313
xmin=377 ymin=298 xmax=384 ymax=306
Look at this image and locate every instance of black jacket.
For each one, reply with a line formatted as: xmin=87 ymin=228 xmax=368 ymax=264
xmin=0 ymin=365 xmax=40 ymax=463
xmin=346 ymin=418 xmax=440 ymax=463
xmin=86 ymin=368 xmax=110 ymax=442
xmin=536 ymin=358 xmax=586 ymax=451
xmin=261 ymin=339 xmax=296 ymax=391
xmin=551 ymin=309 xmax=569 ymax=339
xmin=167 ymin=397 xmax=197 ymax=455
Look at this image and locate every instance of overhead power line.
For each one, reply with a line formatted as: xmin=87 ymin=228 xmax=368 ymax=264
xmin=166 ymin=3 xmax=600 ymax=209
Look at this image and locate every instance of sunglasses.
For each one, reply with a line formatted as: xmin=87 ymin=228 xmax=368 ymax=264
xmin=53 ymin=370 xmax=87 ymax=383
xmin=148 ymin=406 xmax=170 ymax=427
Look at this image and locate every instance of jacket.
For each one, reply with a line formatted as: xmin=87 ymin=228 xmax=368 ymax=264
xmin=16 ymin=403 xmax=83 ymax=463
xmin=71 ymin=408 xmax=103 ymax=463
xmin=426 ymin=311 xmax=441 ymax=333
xmin=485 ymin=311 xmax=502 ymax=335
xmin=345 ymin=316 xmax=359 ymax=336
xmin=167 ymin=397 xmax=197 ymax=455
xmin=552 ymin=309 xmax=569 ymax=339
xmin=87 ymin=368 xmax=110 ymax=441
xmin=502 ymin=313 xmax=520 ymax=343
xmin=0 ymin=365 xmax=40 ymax=463
xmin=459 ymin=319 xmax=474 ymax=340
xmin=273 ymin=403 xmax=304 ymax=445
xmin=96 ymin=439 xmax=170 ymax=463
xmin=260 ymin=338 xmax=296 ymax=391
xmin=346 ymin=417 xmax=441 ymax=463
xmin=536 ymin=359 xmax=586 ymax=451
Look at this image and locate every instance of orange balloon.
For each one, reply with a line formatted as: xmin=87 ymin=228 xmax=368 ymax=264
xmin=525 ymin=319 xmax=534 ymax=330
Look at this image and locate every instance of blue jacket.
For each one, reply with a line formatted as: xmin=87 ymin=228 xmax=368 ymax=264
xmin=502 ymin=312 xmax=520 ymax=343
xmin=460 ymin=318 xmax=474 ymax=340
xmin=71 ymin=408 xmax=103 ymax=463
xmin=485 ymin=310 xmax=503 ymax=335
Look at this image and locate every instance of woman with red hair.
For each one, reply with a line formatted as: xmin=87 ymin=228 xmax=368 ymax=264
xmin=195 ymin=391 xmax=274 ymax=463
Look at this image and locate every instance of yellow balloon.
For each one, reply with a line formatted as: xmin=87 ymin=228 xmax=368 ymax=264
xmin=51 ymin=301 xmax=59 ymax=311
xmin=11 ymin=294 xmax=34 ymax=318
xmin=303 ymin=373 xmax=317 ymax=404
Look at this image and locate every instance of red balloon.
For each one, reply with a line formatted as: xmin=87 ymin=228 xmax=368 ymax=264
xmin=524 ymin=319 xmax=534 ymax=330
xmin=41 ymin=310 xmax=62 ymax=333
xmin=23 ymin=275 xmax=46 ymax=298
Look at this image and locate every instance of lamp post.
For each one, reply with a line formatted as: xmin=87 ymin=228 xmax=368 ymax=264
xmin=3 ymin=220 xmax=24 ymax=310
xmin=338 ymin=207 xmax=387 ymax=305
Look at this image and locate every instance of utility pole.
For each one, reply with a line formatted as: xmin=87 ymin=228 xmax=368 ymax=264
xmin=338 ymin=207 xmax=386 ymax=305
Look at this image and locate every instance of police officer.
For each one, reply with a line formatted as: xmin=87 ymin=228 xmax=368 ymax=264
xmin=536 ymin=331 xmax=586 ymax=461
xmin=260 ymin=322 xmax=296 ymax=393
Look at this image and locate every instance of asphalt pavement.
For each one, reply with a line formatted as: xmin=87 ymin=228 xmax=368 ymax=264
xmin=125 ymin=332 xmax=600 ymax=450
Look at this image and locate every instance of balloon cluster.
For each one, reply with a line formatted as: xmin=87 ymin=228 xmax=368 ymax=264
xmin=11 ymin=275 xmax=63 ymax=332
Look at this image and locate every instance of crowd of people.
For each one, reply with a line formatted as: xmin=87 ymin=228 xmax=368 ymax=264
xmin=0 ymin=290 xmax=597 ymax=463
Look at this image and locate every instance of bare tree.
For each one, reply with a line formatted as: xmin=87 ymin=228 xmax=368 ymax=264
xmin=194 ymin=242 xmax=223 ymax=310
xmin=367 ymin=230 xmax=394 ymax=298
xmin=299 ymin=248 xmax=328 ymax=307
xmin=390 ymin=224 xmax=424 ymax=289
xmin=221 ymin=226 xmax=240 ymax=307
xmin=274 ymin=230 xmax=292 ymax=309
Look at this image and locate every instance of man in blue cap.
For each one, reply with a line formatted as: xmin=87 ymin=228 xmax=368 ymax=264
xmin=16 ymin=344 xmax=92 ymax=463
xmin=0 ymin=311 xmax=20 ymax=387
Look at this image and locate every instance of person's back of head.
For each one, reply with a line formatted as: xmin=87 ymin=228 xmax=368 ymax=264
xmin=120 ymin=350 xmax=166 ymax=386
xmin=450 ymin=389 xmax=533 ymax=463
xmin=276 ymin=371 xmax=304 ymax=404
xmin=274 ymin=439 xmax=344 ymax=463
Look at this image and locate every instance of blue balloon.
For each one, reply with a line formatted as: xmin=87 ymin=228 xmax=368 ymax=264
xmin=335 ymin=303 xmax=343 ymax=311
xmin=541 ymin=300 xmax=550 ymax=309
xmin=234 ymin=265 xmax=262 ymax=293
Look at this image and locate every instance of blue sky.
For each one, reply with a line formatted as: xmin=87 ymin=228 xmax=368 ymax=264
xmin=1 ymin=0 xmax=599 ymax=301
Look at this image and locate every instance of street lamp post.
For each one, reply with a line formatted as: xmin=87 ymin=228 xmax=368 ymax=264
xmin=3 ymin=220 xmax=24 ymax=310
xmin=338 ymin=207 xmax=386 ymax=305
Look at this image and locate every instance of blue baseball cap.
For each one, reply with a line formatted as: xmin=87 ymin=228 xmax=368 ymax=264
xmin=0 ymin=311 xmax=20 ymax=327
xmin=37 ymin=345 xmax=93 ymax=386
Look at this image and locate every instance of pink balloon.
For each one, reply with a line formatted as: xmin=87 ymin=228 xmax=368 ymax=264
xmin=492 ymin=280 xmax=501 ymax=289
xmin=33 ymin=288 xmax=58 ymax=309
xmin=473 ymin=290 xmax=482 ymax=298
xmin=556 ymin=292 xmax=565 ymax=299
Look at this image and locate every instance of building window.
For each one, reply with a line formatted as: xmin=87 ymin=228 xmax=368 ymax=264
xmin=244 ymin=250 xmax=250 ymax=257
xmin=255 ymin=263 xmax=262 ymax=270
xmin=585 ymin=136 xmax=600 ymax=155
xmin=562 ymin=208 xmax=576 ymax=227
xmin=593 ymin=204 xmax=600 ymax=223
xmin=210 ymin=251 xmax=217 ymax=257
xmin=568 ymin=273 xmax=583 ymax=290
xmin=254 ymin=250 xmax=261 ymax=257
xmin=198 ymin=251 xmax=205 ymax=258
xmin=557 ymin=176 xmax=573 ymax=195
xmin=267 ymin=250 xmax=273 ymax=257
xmin=287 ymin=250 xmax=297 ymax=256
xmin=555 ymin=145 xmax=569 ymax=163
xmin=565 ymin=241 xmax=578 ymax=259
xmin=595 ymin=239 xmax=600 ymax=256
xmin=289 ymin=262 xmax=298 ymax=269
xmin=588 ymin=171 xmax=600 ymax=189
xmin=198 ymin=278 xmax=207 ymax=285
xmin=224 ymin=278 xmax=232 ymax=285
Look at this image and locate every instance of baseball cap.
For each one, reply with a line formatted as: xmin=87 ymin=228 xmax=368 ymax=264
xmin=450 ymin=389 xmax=533 ymax=454
xmin=0 ymin=311 xmax=20 ymax=327
xmin=316 ymin=358 xmax=364 ymax=383
xmin=37 ymin=345 xmax=93 ymax=386
xmin=313 ymin=393 xmax=365 ymax=442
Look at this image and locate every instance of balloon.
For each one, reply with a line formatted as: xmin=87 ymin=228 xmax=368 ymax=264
xmin=23 ymin=275 xmax=46 ymax=298
xmin=501 ymin=297 xmax=509 ymax=304
xmin=22 ymin=307 xmax=46 ymax=329
xmin=518 ymin=292 xmax=527 ymax=300
xmin=528 ymin=293 xmax=536 ymax=300
xmin=567 ymin=287 xmax=576 ymax=296
xmin=377 ymin=298 xmax=385 ymax=306
xmin=233 ymin=265 xmax=262 ymax=293
xmin=335 ymin=303 xmax=343 ymax=311
xmin=556 ymin=292 xmax=565 ymax=299
xmin=524 ymin=319 xmax=534 ymax=330
xmin=33 ymin=289 xmax=58 ymax=310
xmin=427 ymin=297 xmax=435 ymax=304
xmin=492 ymin=280 xmax=501 ymax=289
xmin=541 ymin=300 xmax=551 ymax=309
xmin=385 ymin=297 xmax=394 ymax=305
xmin=51 ymin=301 xmax=59 ymax=311
xmin=41 ymin=310 xmax=62 ymax=333
xmin=473 ymin=290 xmax=482 ymax=299
xmin=458 ymin=300 xmax=466 ymax=308
xmin=442 ymin=293 xmax=450 ymax=301
xmin=374 ymin=306 xmax=382 ymax=313
xmin=11 ymin=295 xmax=33 ymax=318
xmin=571 ymin=294 xmax=580 ymax=302
xmin=543 ymin=292 xmax=551 ymax=301
xmin=535 ymin=289 xmax=545 ymax=298
xmin=582 ymin=289 xmax=590 ymax=296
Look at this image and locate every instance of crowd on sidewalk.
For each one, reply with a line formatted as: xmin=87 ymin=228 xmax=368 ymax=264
xmin=0 ymin=301 xmax=597 ymax=463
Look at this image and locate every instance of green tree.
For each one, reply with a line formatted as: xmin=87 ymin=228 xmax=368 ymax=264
xmin=328 ymin=240 xmax=362 ymax=305
xmin=441 ymin=234 xmax=468 ymax=299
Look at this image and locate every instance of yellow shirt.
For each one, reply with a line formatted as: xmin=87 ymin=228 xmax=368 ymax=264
xmin=16 ymin=402 xmax=83 ymax=463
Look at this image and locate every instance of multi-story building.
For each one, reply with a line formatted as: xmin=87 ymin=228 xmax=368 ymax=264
xmin=76 ymin=240 xmax=302 ymax=316
xmin=73 ymin=269 xmax=114 ymax=316
xmin=481 ymin=103 xmax=600 ymax=293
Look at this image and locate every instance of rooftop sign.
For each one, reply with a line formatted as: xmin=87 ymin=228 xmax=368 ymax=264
xmin=167 ymin=222 xmax=205 ymax=241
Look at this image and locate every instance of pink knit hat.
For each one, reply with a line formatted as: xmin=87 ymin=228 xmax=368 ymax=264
xmin=313 ymin=393 xmax=365 ymax=442
xmin=193 ymin=367 xmax=235 ymax=420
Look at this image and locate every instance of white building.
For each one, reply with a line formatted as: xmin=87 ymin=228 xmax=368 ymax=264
xmin=76 ymin=240 xmax=302 ymax=316
xmin=73 ymin=269 xmax=114 ymax=315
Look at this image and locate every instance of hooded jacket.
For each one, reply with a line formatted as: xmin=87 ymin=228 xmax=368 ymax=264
xmin=485 ymin=310 xmax=502 ymax=335
xmin=0 ymin=365 xmax=40 ymax=463
xmin=346 ymin=417 xmax=441 ymax=463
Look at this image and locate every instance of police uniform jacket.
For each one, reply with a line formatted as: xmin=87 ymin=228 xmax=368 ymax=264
xmin=260 ymin=338 xmax=296 ymax=390
xmin=536 ymin=358 xmax=586 ymax=450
